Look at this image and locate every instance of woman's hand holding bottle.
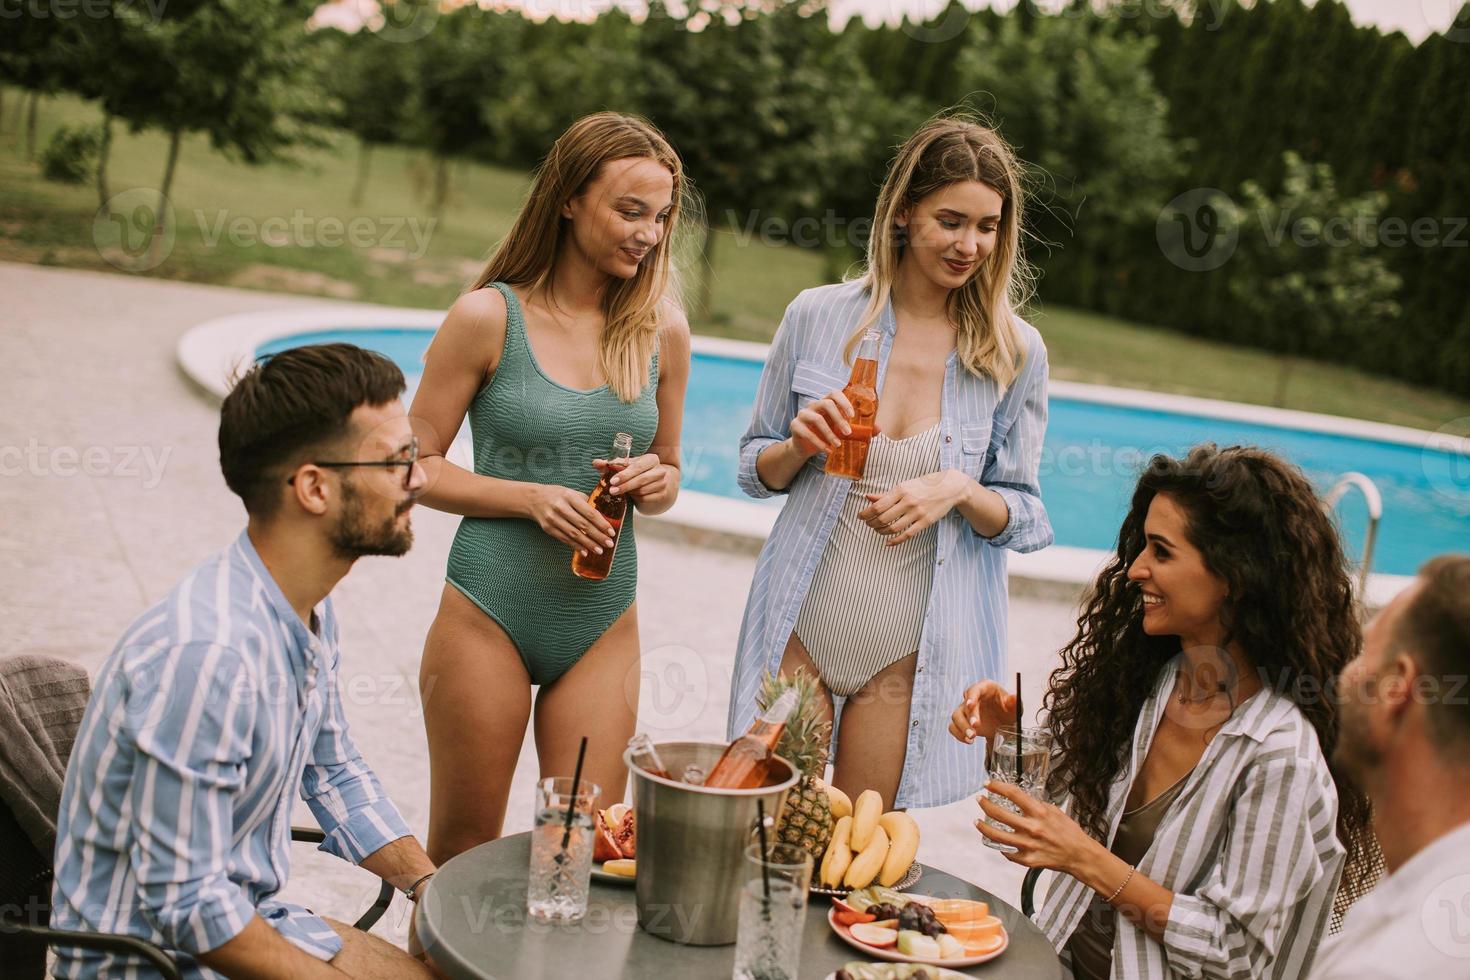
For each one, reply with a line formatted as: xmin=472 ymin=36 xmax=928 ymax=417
xmin=789 ymin=390 xmax=880 ymax=458
xmin=524 ymin=484 xmax=617 ymax=556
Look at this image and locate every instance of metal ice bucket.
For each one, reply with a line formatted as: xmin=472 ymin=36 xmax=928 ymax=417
xmin=624 ymin=740 xmax=798 ymax=946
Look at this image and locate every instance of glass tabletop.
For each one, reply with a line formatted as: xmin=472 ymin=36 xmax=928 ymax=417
xmin=415 ymin=832 xmax=1063 ymax=979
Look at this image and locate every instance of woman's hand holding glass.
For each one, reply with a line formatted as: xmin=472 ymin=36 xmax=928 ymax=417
xmin=975 ymin=780 xmax=1108 ymax=878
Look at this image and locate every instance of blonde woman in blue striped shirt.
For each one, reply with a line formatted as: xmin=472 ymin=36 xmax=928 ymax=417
xmin=729 ymin=116 xmax=1052 ymax=811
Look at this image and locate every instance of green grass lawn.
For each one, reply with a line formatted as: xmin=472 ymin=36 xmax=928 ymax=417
xmin=4 ymin=90 xmax=1468 ymax=432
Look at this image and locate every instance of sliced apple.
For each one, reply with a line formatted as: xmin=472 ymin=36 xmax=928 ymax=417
xmin=849 ymin=922 xmax=899 ymax=948
xmin=936 ymin=933 xmax=965 ymax=960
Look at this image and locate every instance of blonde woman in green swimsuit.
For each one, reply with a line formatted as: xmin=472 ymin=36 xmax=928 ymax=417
xmin=409 ymin=113 xmax=692 ymax=864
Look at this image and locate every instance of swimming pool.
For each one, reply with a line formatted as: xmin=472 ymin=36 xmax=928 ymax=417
xmin=251 ymin=326 xmax=1470 ymax=578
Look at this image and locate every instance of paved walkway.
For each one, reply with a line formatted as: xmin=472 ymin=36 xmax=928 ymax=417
xmin=2 ymin=261 xmax=1081 ymax=951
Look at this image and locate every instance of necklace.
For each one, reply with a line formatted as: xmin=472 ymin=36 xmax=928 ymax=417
xmin=1175 ymin=673 xmax=1226 ymax=705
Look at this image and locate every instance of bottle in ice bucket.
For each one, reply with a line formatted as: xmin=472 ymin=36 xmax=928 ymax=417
xmin=571 ymin=432 xmax=634 ymax=581
xmin=703 ymin=688 xmax=797 ymax=789
xmin=824 ymin=330 xmax=880 ymax=480
xmin=627 ymin=733 xmax=673 ymax=780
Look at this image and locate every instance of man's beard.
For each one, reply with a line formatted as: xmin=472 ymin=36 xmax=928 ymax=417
xmin=330 ymin=479 xmax=414 ymax=559
xmin=1331 ymin=694 xmax=1381 ymax=794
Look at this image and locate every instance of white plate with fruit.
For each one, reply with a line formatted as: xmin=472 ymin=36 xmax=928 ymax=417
xmin=828 ymin=889 xmax=1009 ymax=968
xmin=824 ymin=966 xmax=973 ymax=980
xmin=591 ymin=803 xmax=637 ymax=885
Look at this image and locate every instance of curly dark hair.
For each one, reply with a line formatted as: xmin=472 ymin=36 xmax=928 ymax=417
xmin=1042 ymin=443 xmax=1376 ymax=907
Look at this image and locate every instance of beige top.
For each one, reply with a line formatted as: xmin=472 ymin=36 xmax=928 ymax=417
xmin=794 ymin=424 xmax=940 ymax=698
xmin=1065 ymin=770 xmax=1194 ymax=980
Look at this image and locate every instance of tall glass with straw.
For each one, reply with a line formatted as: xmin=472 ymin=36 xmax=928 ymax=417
xmin=982 ymin=673 xmax=1053 ymax=852
xmin=528 ymin=736 xmax=600 ymax=922
xmin=732 ymin=800 xmax=811 ymax=980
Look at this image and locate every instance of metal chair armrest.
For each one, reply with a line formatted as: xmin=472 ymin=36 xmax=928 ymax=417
xmin=289 ymin=825 xmax=327 ymax=845
xmin=354 ymin=880 xmax=396 ymax=932
xmin=288 ymin=824 xmax=394 ymax=931
xmin=0 ymin=918 xmax=182 ymax=980
xmin=1021 ymin=866 xmax=1042 ymax=919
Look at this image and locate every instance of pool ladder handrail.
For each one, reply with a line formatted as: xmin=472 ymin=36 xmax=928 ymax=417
xmin=1322 ymin=472 xmax=1382 ymax=596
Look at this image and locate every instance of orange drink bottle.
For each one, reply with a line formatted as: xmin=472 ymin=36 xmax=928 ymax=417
xmin=703 ymin=688 xmax=797 ymax=789
xmin=571 ymin=432 xmax=633 ymax=581
xmin=824 ymin=330 xmax=880 ymax=480
xmin=626 ymin=733 xmax=674 ymax=780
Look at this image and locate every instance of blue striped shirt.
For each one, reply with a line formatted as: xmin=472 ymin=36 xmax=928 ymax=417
xmin=50 ymin=529 xmax=413 ymax=979
xmin=728 ymin=280 xmax=1053 ymax=808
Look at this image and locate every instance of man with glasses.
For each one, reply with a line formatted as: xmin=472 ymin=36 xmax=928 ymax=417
xmin=51 ymin=344 xmax=441 ymax=979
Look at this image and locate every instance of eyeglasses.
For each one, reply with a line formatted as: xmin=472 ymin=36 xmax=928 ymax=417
xmin=289 ymin=436 xmax=420 ymax=490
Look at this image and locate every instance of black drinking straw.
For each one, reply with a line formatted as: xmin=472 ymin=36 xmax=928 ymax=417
xmin=1014 ymin=672 xmax=1024 ymax=786
xmin=756 ymin=799 xmax=772 ymax=921
xmin=562 ymin=735 xmax=589 ymax=853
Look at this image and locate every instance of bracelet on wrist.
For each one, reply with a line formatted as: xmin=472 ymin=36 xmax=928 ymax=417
xmin=403 ymin=871 xmax=435 ymax=903
xmin=1103 ymin=864 xmax=1136 ymax=904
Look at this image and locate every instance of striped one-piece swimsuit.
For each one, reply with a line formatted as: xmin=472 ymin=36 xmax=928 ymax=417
xmin=794 ymin=423 xmax=941 ymax=697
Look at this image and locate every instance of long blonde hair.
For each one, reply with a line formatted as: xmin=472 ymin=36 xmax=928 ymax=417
xmin=847 ymin=115 xmax=1036 ymax=389
xmin=468 ymin=112 xmax=689 ymax=402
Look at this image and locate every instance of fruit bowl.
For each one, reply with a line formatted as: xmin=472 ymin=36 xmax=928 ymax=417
xmin=810 ymin=861 xmax=922 ymax=896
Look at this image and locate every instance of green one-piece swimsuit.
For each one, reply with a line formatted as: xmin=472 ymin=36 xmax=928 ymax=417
xmin=445 ymin=281 xmax=660 ymax=685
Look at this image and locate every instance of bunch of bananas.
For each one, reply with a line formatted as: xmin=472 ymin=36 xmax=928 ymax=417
xmin=817 ymin=788 xmax=920 ymax=890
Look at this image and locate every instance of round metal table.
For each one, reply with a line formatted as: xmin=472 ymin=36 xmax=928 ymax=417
xmin=416 ymin=832 xmax=1063 ymax=979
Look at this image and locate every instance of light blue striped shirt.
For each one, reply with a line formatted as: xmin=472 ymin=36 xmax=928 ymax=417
xmin=50 ymin=529 xmax=413 ymax=979
xmin=728 ymin=280 xmax=1053 ymax=808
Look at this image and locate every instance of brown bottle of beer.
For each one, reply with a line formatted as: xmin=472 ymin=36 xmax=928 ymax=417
xmin=825 ymin=330 xmax=880 ymax=480
xmin=571 ymin=432 xmax=633 ymax=581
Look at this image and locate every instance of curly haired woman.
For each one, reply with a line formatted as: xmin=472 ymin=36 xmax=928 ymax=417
xmin=949 ymin=443 xmax=1377 ymax=979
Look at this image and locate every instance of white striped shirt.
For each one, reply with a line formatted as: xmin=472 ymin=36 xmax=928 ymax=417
xmin=50 ymin=529 xmax=413 ymax=979
xmin=728 ymin=280 xmax=1053 ymax=808
xmin=1036 ymin=657 xmax=1345 ymax=979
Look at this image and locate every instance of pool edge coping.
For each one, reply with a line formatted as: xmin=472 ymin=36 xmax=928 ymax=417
xmin=178 ymin=306 xmax=1432 ymax=609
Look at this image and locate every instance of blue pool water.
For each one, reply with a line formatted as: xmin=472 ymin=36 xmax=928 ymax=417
xmin=257 ymin=329 xmax=1470 ymax=576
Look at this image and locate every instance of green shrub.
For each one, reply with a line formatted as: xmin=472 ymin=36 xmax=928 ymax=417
xmin=41 ymin=124 xmax=102 ymax=185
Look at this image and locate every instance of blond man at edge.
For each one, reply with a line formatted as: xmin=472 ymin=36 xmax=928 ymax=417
xmin=1312 ymin=554 xmax=1470 ymax=978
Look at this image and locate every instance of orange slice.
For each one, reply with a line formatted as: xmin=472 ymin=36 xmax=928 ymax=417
xmin=962 ymin=932 xmax=1006 ymax=957
xmin=928 ymin=898 xmax=991 ymax=925
xmin=945 ymin=915 xmax=1005 ymax=946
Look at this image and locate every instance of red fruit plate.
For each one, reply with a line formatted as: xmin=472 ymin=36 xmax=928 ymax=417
xmin=827 ymin=907 xmax=1009 ymax=968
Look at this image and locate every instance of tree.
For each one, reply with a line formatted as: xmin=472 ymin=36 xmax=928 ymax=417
xmin=1226 ymin=152 xmax=1402 ymax=406
xmin=636 ymin=0 xmax=894 ymax=322
xmin=953 ymin=10 xmax=1184 ymax=313
xmin=481 ymin=11 xmax=644 ymax=171
xmin=0 ymin=11 xmax=76 ymax=160
xmin=403 ymin=4 xmax=504 ymax=215
xmin=322 ymin=26 xmax=415 ymax=206
xmin=82 ymin=0 xmax=327 ymax=264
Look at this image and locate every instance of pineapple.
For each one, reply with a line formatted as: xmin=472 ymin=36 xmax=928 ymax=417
xmin=758 ymin=669 xmax=834 ymax=864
